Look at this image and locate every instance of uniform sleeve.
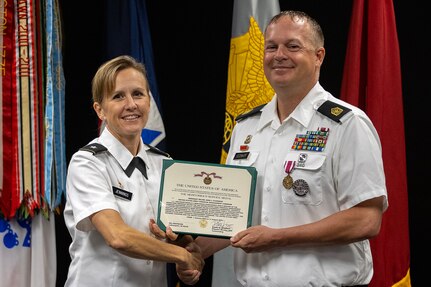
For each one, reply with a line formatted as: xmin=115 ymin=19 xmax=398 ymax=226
xmin=66 ymin=151 xmax=119 ymax=231
xmin=333 ymin=114 xmax=388 ymax=211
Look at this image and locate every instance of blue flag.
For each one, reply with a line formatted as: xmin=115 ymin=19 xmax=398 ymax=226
xmin=105 ymin=0 xmax=166 ymax=149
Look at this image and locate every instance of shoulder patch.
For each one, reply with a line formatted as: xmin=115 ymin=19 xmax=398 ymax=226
xmin=235 ymin=103 xmax=267 ymax=122
xmin=146 ymin=144 xmax=171 ymax=158
xmin=317 ymin=100 xmax=352 ymax=123
xmin=79 ymin=143 xmax=107 ymax=155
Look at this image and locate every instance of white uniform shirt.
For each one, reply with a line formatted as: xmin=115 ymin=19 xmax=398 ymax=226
xmin=226 ymin=82 xmax=388 ymax=287
xmin=64 ymin=128 xmax=170 ymax=287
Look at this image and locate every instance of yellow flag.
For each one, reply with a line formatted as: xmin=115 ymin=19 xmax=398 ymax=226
xmin=213 ymin=1 xmax=280 ymax=286
xmin=221 ymin=0 xmax=280 ymax=164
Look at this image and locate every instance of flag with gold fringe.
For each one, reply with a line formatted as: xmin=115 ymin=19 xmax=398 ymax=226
xmin=0 ymin=0 xmax=65 ymax=286
xmin=340 ymin=0 xmax=410 ymax=286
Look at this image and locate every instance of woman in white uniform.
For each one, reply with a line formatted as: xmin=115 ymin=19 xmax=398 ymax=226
xmin=64 ymin=55 xmax=203 ymax=287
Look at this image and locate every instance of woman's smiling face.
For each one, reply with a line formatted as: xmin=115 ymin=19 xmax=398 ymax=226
xmin=93 ymin=67 xmax=150 ymax=143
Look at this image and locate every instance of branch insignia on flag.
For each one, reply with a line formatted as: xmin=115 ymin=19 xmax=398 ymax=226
xmin=222 ymin=17 xmax=274 ymax=163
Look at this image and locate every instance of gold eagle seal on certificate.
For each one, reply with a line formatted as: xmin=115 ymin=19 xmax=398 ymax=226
xmin=194 ymin=171 xmax=222 ymax=185
xmin=204 ymin=176 xmax=212 ymax=185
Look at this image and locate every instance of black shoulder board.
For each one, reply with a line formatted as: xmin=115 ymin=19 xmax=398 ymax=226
xmin=146 ymin=144 xmax=171 ymax=158
xmin=235 ymin=103 xmax=267 ymax=122
xmin=317 ymin=100 xmax=352 ymax=123
xmin=79 ymin=143 xmax=107 ymax=155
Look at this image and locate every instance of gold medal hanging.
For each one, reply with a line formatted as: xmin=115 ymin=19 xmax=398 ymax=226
xmin=283 ymin=160 xmax=296 ymax=189
xmin=283 ymin=174 xmax=293 ymax=189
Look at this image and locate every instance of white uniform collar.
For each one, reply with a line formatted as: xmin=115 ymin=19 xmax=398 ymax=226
xmin=98 ymin=128 xmax=149 ymax=171
xmin=258 ymin=82 xmax=329 ymax=131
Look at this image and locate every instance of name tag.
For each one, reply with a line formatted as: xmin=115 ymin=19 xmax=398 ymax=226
xmin=233 ymin=152 xmax=250 ymax=160
xmin=113 ymin=186 xmax=133 ymax=201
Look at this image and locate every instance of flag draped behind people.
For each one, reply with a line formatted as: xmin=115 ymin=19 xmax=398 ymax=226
xmin=104 ymin=0 xmax=166 ymax=150
xmin=0 ymin=0 xmax=64 ymax=286
xmin=340 ymin=0 xmax=410 ymax=286
xmin=220 ymin=0 xmax=279 ymax=165
xmin=213 ymin=1 xmax=280 ymax=286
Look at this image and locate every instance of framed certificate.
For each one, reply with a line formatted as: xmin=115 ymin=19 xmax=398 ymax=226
xmin=157 ymin=159 xmax=257 ymax=238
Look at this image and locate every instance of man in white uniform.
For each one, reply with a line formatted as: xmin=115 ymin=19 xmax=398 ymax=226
xmin=187 ymin=10 xmax=388 ymax=287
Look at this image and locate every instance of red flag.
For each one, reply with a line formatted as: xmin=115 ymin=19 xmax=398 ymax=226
xmin=340 ymin=0 xmax=410 ymax=286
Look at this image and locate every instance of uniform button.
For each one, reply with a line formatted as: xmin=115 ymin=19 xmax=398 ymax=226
xmin=264 ymin=274 xmax=269 ymax=280
xmin=264 ymin=216 xmax=268 ymax=221
xmin=147 ymin=260 xmax=151 ymax=265
xmin=266 ymin=186 xmax=271 ymax=192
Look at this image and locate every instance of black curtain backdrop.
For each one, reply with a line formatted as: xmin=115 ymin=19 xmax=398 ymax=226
xmin=57 ymin=1 xmax=427 ymax=286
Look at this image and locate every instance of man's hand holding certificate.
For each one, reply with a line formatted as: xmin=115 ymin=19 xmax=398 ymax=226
xmin=157 ymin=160 xmax=257 ymax=238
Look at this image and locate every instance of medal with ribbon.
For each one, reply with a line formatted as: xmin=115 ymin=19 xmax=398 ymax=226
xmin=283 ymin=160 xmax=296 ymax=189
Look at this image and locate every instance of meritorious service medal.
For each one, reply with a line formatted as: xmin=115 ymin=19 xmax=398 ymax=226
xmin=283 ymin=175 xmax=293 ymax=189
xmin=292 ymin=179 xmax=310 ymax=196
xmin=283 ymin=160 xmax=296 ymax=189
